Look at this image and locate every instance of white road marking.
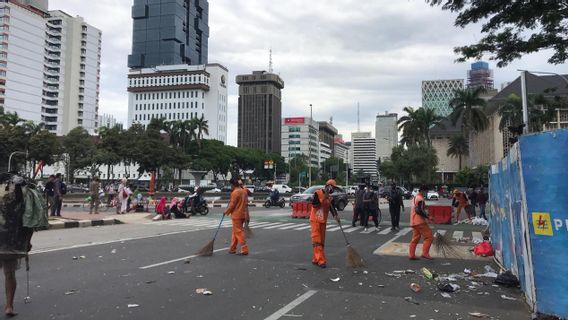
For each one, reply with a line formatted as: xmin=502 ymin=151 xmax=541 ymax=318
xmin=247 ymin=222 xmax=273 ymax=227
xmin=139 ymin=247 xmax=230 ymax=269
xmin=472 ymin=231 xmax=483 ymax=242
xmin=396 ymin=227 xmax=412 ymax=236
xmin=264 ymin=223 xmax=296 ymax=230
xmin=436 ymin=229 xmax=447 ymax=236
xmin=374 ymin=229 xmax=409 ymax=255
xmin=453 ymin=231 xmax=464 ymax=241
xmin=360 ymin=228 xmax=374 ymax=234
xmin=327 ymin=226 xmax=342 ymax=232
xmin=264 ymin=290 xmax=318 ymax=320
xmin=343 ymin=226 xmax=363 ymax=233
xmin=279 ymin=224 xmax=308 ymax=230
xmin=253 ymin=222 xmax=282 ymax=229
xmin=293 ymin=225 xmax=313 ymax=231
xmin=379 ymin=228 xmax=393 ymax=235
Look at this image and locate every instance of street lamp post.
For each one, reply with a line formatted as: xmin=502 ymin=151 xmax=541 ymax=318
xmin=518 ymin=70 xmax=568 ymax=134
xmin=308 ymin=104 xmax=313 ymax=187
xmin=7 ymin=151 xmax=27 ymax=173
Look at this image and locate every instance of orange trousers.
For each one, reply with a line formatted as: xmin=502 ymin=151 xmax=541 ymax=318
xmin=409 ymin=223 xmax=433 ymax=258
xmin=310 ymin=221 xmax=327 ymax=266
xmin=230 ymin=218 xmax=248 ymax=254
xmin=455 ymin=204 xmax=469 ymax=222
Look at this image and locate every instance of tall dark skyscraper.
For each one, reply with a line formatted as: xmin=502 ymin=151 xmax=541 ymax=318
xmin=128 ymin=0 xmax=209 ymax=69
xmin=236 ymin=71 xmax=285 ymax=154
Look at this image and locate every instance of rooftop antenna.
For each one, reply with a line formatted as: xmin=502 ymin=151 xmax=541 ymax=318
xmin=269 ymin=48 xmax=273 ymax=73
xmin=329 ymin=116 xmax=333 ymax=125
xmin=357 ymin=102 xmax=360 ymax=132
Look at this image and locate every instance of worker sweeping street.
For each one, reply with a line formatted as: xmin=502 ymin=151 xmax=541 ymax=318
xmin=224 ymin=178 xmax=249 ymax=255
xmin=452 ymin=189 xmax=469 ymax=223
xmin=409 ymin=185 xmax=433 ymax=260
xmin=310 ymin=179 xmax=338 ymax=268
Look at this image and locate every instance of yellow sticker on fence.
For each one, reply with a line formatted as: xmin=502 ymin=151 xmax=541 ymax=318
xmin=532 ymin=212 xmax=553 ymax=236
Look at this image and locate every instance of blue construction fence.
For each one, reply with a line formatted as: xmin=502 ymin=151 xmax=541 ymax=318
xmin=489 ymin=129 xmax=568 ymax=318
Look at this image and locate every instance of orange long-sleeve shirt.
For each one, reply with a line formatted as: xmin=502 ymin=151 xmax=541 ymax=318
xmin=224 ymin=187 xmax=247 ymax=219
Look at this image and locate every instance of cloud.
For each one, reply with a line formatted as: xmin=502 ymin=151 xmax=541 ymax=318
xmin=49 ymin=0 xmax=568 ymax=147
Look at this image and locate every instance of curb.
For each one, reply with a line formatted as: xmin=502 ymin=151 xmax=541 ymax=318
xmin=48 ymin=218 xmax=122 ymax=230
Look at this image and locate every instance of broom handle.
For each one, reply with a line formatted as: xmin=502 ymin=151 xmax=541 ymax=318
xmin=331 ymin=205 xmax=350 ymax=246
xmin=212 ymin=214 xmax=226 ymax=240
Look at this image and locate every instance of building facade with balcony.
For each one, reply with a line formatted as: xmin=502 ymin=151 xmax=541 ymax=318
xmin=0 ymin=1 xmax=101 ymax=135
xmin=281 ymin=117 xmax=319 ymax=167
xmin=351 ymin=131 xmax=377 ymax=181
xmin=127 ymin=63 xmax=228 ymax=143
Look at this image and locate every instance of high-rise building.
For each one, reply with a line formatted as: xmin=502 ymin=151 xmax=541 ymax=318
xmin=99 ymin=113 xmax=121 ymax=129
xmin=422 ymin=79 xmax=465 ymax=117
xmin=334 ymin=135 xmax=349 ymax=164
xmin=236 ymin=71 xmax=284 ymax=154
xmin=127 ymin=63 xmax=228 ymax=143
xmin=281 ymin=117 xmax=319 ymax=167
xmin=128 ymin=0 xmax=209 ymax=69
xmin=0 ymin=2 xmax=102 ymax=135
xmin=318 ymin=141 xmax=331 ymax=166
xmin=318 ymin=121 xmax=337 ymax=155
xmin=375 ymin=112 xmax=398 ymax=161
xmin=468 ymin=61 xmax=494 ymax=90
xmin=351 ymin=132 xmax=377 ymax=180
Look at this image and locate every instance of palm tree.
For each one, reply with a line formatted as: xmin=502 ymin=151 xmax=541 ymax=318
xmin=0 ymin=111 xmax=24 ymax=128
xmin=447 ymin=135 xmax=469 ymax=170
xmin=449 ymin=87 xmax=489 ymax=136
xmin=416 ymin=107 xmax=444 ymax=147
xmin=194 ymin=115 xmax=209 ymax=149
xmin=498 ymin=93 xmax=556 ymax=133
xmin=397 ymin=107 xmax=443 ymax=147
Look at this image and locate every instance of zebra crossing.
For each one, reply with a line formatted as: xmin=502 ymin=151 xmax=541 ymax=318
xmin=145 ymin=218 xmax=480 ymax=240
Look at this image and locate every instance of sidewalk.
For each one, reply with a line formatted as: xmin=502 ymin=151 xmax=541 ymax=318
xmin=47 ymin=211 xmax=152 ymax=230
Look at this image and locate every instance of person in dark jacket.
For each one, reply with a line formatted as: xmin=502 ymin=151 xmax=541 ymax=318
xmin=364 ymin=186 xmax=381 ymax=231
xmin=477 ymin=187 xmax=488 ymax=220
xmin=387 ymin=183 xmax=405 ymax=231
xmin=352 ymin=184 xmax=366 ymax=227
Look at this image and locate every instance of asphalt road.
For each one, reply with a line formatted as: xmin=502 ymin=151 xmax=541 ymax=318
xmin=8 ymin=204 xmax=531 ymax=320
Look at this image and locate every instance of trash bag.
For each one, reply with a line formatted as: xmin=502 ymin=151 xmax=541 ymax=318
xmin=494 ymin=271 xmax=520 ymax=288
xmin=437 ymin=282 xmax=460 ymax=293
xmin=473 ymin=241 xmax=494 ymax=256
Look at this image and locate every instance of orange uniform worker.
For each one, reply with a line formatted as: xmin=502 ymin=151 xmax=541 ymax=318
xmin=224 ymin=178 xmax=249 ymax=255
xmin=452 ymin=189 xmax=469 ymax=223
xmin=238 ymin=179 xmax=252 ymax=227
xmin=310 ymin=179 xmax=338 ymax=268
xmin=409 ymin=185 xmax=434 ymax=260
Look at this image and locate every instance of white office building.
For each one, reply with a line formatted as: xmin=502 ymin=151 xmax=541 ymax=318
xmin=318 ymin=141 xmax=331 ymax=166
xmin=127 ymin=63 xmax=229 ymax=144
xmin=99 ymin=113 xmax=120 ymax=129
xmin=375 ymin=112 xmax=398 ymax=161
xmin=334 ymin=137 xmax=349 ymax=164
xmin=0 ymin=2 xmax=101 ymax=135
xmin=281 ymin=117 xmax=319 ymax=167
xmin=351 ymin=131 xmax=377 ymax=180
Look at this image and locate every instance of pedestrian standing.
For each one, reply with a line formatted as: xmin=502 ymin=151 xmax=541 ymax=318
xmin=368 ymin=185 xmax=381 ymax=231
xmin=362 ymin=186 xmax=376 ymax=231
xmin=469 ymin=187 xmax=478 ymax=217
xmin=452 ymin=189 xmax=469 ymax=223
xmin=408 ymin=185 xmax=433 ymax=260
xmin=51 ymin=173 xmax=63 ymax=217
xmin=106 ymin=182 xmax=115 ymax=205
xmin=309 ymin=179 xmax=337 ymax=268
xmin=44 ymin=175 xmax=55 ymax=210
xmin=89 ymin=177 xmax=101 ymax=214
xmin=224 ymin=178 xmax=249 ymax=255
xmin=478 ymin=187 xmax=488 ymax=220
xmin=117 ymin=178 xmax=130 ymax=214
xmin=352 ymin=184 xmax=365 ymax=227
xmin=388 ymin=183 xmax=405 ymax=231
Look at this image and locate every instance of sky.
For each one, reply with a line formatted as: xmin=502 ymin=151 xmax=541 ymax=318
xmin=51 ymin=0 xmax=568 ymax=146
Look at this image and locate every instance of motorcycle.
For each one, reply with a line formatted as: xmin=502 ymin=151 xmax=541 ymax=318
xmin=183 ymin=195 xmax=209 ymax=216
xmin=264 ymin=196 xmax=285 ymax=208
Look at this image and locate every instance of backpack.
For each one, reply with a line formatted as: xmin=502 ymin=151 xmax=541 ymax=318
xmin=60 ymin=182 xmax=67 ymax=195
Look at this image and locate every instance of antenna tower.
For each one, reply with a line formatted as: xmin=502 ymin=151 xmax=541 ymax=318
xmin=269 ymin=48 xmax=273 ymax=73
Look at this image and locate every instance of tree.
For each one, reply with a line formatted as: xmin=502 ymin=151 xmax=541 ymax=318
xmin=447 ymin=135 xmax=469 ymax=170
xmin=62 ymin=127 xmax=96 ymax=181
xmin=379 ymin=145 xmax=438 ymax=185
xmin=454 ymin=165 xmax=490 ymax=187
xmin=194 ymin=115 xmax=209 ymax=149
xmin=98 ymin=125 xmax=124 ymax=181
xmin=449 ymin=87 xmax=489 ymax=137
xmin=398 ymin=107 xmax=444 ymax=147
xmin=498 ymin=94 xmax=558 ymax=133
xmin=427 ymin=0 xmax=568 ymax=67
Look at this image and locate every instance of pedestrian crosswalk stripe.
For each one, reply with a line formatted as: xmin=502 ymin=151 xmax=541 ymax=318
xmin=396 ymin=227 xmax=412 ymax=236
xmin=436 ymin=229 xmax=447 ymax=235
xmin=263 ymin=223 xmax=296 ymax=230
xmin=360 ymin=228 xmax=374 ymax=234
xmin=472 ymin=231 xmax=483 ymax=242
xmin=279 ymin=224 xmax=308 ymax=230
xmin=328 ymin=226 xmax=342 ymax=232
xmin=343 ymin=226 xmax=363 ymax=233
xmin=247 ymin=221 xmax=273 ymax=227
xmin=379 ymin=228 xmax=394 ymax=235
xmin=452 ymin=231 xmax=464 ymax=241
xmin=293 ymin=225 xmax=313 ymax=231
xmin=252 ymin=222 xmax=281 ymax=229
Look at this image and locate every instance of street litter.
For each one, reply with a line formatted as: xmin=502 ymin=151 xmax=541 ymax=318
xmin=64 ymin=290 xmax=79 ymax=295
xmin=404 ymin=297 xmax=420 ymax=305
xmin=410 ymin=315 xmax=416 ymax=318
xmin=495 ymin=271 xmax=520 ymax=287
xmin=363 ymin=270 xmax=369 ymax=274
xmin=168 ymin=271 xmax=175 ymax=275
xmin=440 ymin=292 xmax=451 ymax=298
xmin=437 ymin=282 xmax=460 ymax=293
xmin=471 ymin=217 xmax=489 ymax=226
xmin=145 ymin=281 xmax=156 ymax=284
xmin=441 ymin=262 xmax=451 ymax=266
xmin=330 ymin=277 xmax=340 ymax=282
xmin=484 ymin=265 xmax=496 ymax=273
xmin=358 ymin=282 xmax=363 ymax=286
xmin=184 ymin=259 xmax=191 ymax=264
xmin=385 ymin=272 xmax=402 ymax=278
xmin=500 ymin=294 xmax=517 ymax=301
xmin=72 ymin=256 xmax=78 ymax=260
xmin=80 ymin=255 xmax=86 ymax=259
xmin=127 ymin=304 xmax=140 ymax=308
xmin=196 ymin=288 xmax=206 ymax=294
xmin=473 ymin=241 xmax=494 ymax=257
xmin=111 ymin=249 xmax=117 ymax=254
xmin=295 ymin=267 xmax=307 ymax=271
xmin=476 ymin=272 xmax=498 ymax=278
xmin=203 ymin=290 xmax=213 ymax=295
xmin=464 ymin=268 xmax=472 ymax=274
xmin=469 ymin=312 xmax=490 ymax=318
xmin=410 ymin=283 xmax=421 ymax=293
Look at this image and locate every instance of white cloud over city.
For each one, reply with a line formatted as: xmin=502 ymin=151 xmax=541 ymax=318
xmin=51 ymin=0 xmax=568 ymax=146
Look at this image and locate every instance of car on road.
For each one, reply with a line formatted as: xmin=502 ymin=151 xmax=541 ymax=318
xmin=289 ymin=185 xmax=349 ymax=211
xmin=427 ymin=190 xmax=440 ymax=200
xmin=411 ymin=188 xmax=419 ymax=198
xmin=291 ymin=186 xmax=306 ymax=194
xmin=273 ymin=184 xmax=293 ymax=193
xmin=380 ymin=186 xmax=411 ymax=199
xmin=346 ymin=186 xmax=358 ymax=196
xmin=205 ymin=188 xmax=221 ymax=193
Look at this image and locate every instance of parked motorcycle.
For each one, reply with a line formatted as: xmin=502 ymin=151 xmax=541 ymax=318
xmin=264 ymin=197 xmax=285 ymax=208
xmin=183 ymin=195 xmax=209 ymax=216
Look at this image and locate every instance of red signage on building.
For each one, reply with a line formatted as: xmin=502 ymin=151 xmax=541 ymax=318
xmin=284 ymin=117 xmax=305 ymax=124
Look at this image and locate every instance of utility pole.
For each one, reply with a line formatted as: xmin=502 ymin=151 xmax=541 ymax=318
xmin=520 ymin=70 xmax=529 ymax=135
xmin=308 ymin=104 xmax=313 ymax=187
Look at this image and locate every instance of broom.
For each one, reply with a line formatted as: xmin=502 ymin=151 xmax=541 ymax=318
xmin=244 ymin=220 xmax=254 ymax=239
xmin=195 ymin=214 xmax=226 ymax=257
xmin=433 ymin=231 xmax=461 ymax=258
xmin=331 ymin=206 xmax=366 ymax=268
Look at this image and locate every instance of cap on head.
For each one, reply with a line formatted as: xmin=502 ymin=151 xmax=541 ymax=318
xmin=326 ymin=179 xmax=337 ymax=187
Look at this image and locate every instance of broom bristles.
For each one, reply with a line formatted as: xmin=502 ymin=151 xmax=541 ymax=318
xmin=195 ymin=239 xmax=215 ymax=257
xmin=433 ymin=232 xmax=461 ymax=258
xmin=244 ymin=225 xmax=254 ymax=239
xmin=346 ymin=245 xmax=366 ymax=268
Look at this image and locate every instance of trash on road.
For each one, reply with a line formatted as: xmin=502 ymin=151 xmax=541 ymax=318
xmin=203 ymin=290 xmax=213 ymax=295
xmin=473 ymin=241 xmax=494 ymax=257
xmin=196 ymin=288 xmax=206 ymax=294
xmin=421 ymin=267 xmax=433 ymax=279
xmin=127 ymin=304 xmax=140 ymax=308
xmin=64 ymin=290 xmax=79 ymax=295
xmin=471 ymin=217 xmax=489 ymax=226
xmin=437 ymin=282 xmax=460 ymax=293
xmin=363 ymin=270 xmax=369 ymax=274
xmin=330 ymin=277 xmax=340 ymax=282
xmin=484 ymin=265 xmax=496 ymax=273
xmin=404 ymin=297 xmax=420 ymax=305
xmin=410 ymin=283 xmax=421 ymax=293
xmin=464 ymin=268 xmax=472 ymax=274
xmin=184 ymin=259 xmax=191 ymax=264
xmin=476 ymin=272 xmax=498 ymax=278
xmin=440 ymin=292 xmax=452 ymax=299
xmin=111 ymin=249 xmax=117 ymax=254
xmin=495 ymin=271 xmax=520 ymax=287
xmin=385 ymin=272 xmax=402 ymax=278
xmin=469 ymin=312 xmax=490 ymax=318
xmin=168 ymin=271 xmax=175 ymax=275
xmin=500 ymin=294 xmax=517 ymax=301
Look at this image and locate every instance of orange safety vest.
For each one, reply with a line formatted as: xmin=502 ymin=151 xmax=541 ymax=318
xmin=310 ymin=189 xmax=331 ymax=223
xmin=410 ymin=193 xmax=427 ymax=226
